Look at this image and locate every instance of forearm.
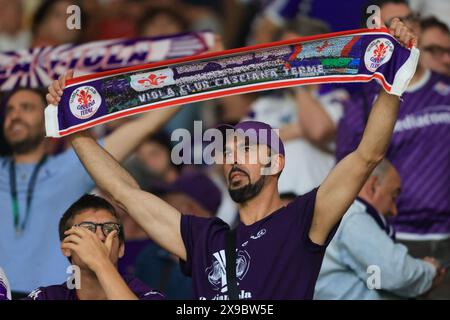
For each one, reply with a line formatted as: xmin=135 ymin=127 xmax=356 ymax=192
xmin=104 ymin=106 xmax=179 ymax=162
xmin=94 ymin=260 xmax=138 ymax=300
xmin=295 ymin=88 xmax=335 ymax=145
xmin=69 ymin=131 xmax=139 ymax=200
xmin=356 ymin=90 xmax=400 ymax=165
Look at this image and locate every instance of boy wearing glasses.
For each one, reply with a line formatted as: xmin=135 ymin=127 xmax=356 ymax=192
xmin=26 ymin=194 xmax=164 ymax=300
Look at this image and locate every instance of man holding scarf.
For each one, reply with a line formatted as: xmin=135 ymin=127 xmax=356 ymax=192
xmin=47 ymin=19 xmax=418 ymax=299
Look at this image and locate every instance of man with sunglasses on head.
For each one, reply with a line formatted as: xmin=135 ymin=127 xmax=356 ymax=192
xmin=25 ymin=194 xmax=164 ymax=300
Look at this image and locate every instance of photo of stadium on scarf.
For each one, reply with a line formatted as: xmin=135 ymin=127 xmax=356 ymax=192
xmin=45 ymin=28 xmax=418 ymax=137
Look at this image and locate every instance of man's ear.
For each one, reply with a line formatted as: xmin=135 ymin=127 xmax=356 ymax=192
xmin=270 ymin=154 xmax=285 ymax=175
xmin=366 ymin=175 xmax=378 ymax=196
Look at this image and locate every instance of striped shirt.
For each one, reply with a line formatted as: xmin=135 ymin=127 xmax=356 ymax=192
xmin=336 ymin=70 xmax=450 ymax=239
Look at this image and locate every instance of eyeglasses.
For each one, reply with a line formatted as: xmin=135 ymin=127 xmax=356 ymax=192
xmin=71 ymin=222 xmax=122 ymax=238
xmin=423 ymin=45 xmax=450 ymax=58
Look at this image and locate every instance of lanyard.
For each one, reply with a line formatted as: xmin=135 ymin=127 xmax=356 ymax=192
xmin=9 ymin=156 xmax=47 ymax=236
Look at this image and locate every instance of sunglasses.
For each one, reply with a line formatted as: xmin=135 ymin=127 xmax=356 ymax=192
xmin=423 ymin=45 xmax=450 ymax=58
xmin=69 ymin=222 xmax=122 ymax=238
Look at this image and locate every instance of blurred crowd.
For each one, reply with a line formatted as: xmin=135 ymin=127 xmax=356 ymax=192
xmin=0 ymin=0 xmax=449 ymax=300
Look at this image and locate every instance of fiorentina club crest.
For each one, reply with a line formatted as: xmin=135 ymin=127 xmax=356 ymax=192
xmin=129 ymin=68 xmax=175 ymax=92
xmin=69 ymin=86 xmax=102 ymax=119
xmin=364 ymin=38 xmax=395 ymax=72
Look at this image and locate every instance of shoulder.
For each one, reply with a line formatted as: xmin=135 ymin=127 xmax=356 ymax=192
xmin=338 ymin=201 xmax=382 ymax=237
xmin=25 ymin=283 xmax=70 ymax=300
xmin=290 ymin=188 xmax=319 ymax=211
xmin=123 ymin=275 xmax=165 ymax=300
xmin=181 ymin=215 xmax=229 ymax=234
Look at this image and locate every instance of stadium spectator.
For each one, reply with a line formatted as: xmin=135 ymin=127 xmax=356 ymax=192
xmin=0 ymin=75 xmax=177 ymax=296
xmin=337 ymin=0 xmax=450 ymax=299
xmin=315 ymin=160 xmax=446 ymax=299
xmin=25 ymin=194 xmax=164 ymax=300
xmin=0 ymin=0 xmax=31 ymax=52
xmin=419 ymin=17 xmax=450 ymax=77
xmin=48 ymin=19 xmax=417 ymax=299
xmin=31 ymin=0 xmax=84 ymax=47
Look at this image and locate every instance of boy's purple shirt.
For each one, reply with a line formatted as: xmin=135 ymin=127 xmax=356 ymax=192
xmin=336 ymin=71 xmax=450 ymax=235
xmin=179 ymin=188 xmax=339 ymax=300
xmin=25 ymin=274 xmax=164 ymax=300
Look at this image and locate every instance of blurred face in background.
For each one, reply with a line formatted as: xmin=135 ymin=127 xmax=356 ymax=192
xmin=140 ymin=12 xmax=184 ymax=37
xmin=35 ymin=0 xmax=81 ymax=45
xmin=3 ymin=90 xmax=46 ymax=154
xmin=136 ymin=140 xmax=172 ymax=178
xmin=0 ymin=0 xmax=23 ymax=34
xmin=420 ymin=27 xmax=450 ymax=76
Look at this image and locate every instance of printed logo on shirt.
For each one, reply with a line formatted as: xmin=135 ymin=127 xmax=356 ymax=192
xmin=129 ymin=68 xmax=175 ymax=92
xmin=69 ymin=86 xmax=102 ymax=119
xmin=364 ymin=38 xmax=394 ymax=72
xmin=250 ymin=228 xmax=267 ymax=240
xmin=434 ymin=81 xmax=450 ymax=96
xmin=393 ymin=105 xmax=450 ymax=133
xmin=205 ymin=249 xmax=252 ymax=299
xmin=28 ymin=288 xmax=42 ymax=300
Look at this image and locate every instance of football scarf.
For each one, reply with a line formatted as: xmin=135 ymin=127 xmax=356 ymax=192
xmin=45 ymin=28 xmax=419 ymax=138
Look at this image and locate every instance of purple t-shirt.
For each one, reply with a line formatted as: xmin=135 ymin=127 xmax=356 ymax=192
xmin=336 ymin=71 xmax=450 ymax=236
xmin=24 ymin=274 xmax=164 ymax=300
xmin=180 ymin=188 xmax=338 ymax=300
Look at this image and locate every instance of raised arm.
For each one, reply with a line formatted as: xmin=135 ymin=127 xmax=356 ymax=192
xmin=309 ymin=19 xmax=417 ymax=245
xmin=68 ymin=131 xmax=187 ymax=260
xmin=47 ymin=70 xmax=179 ymax=162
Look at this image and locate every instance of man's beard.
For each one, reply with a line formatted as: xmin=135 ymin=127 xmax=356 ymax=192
xmin=5 ymin=123 xmax=45 ymax=155
xmin=228 ymin=167 xmax=266 ymax=203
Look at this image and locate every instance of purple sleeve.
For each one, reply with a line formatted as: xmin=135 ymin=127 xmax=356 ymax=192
xmin=125 ymin=276 xmax=165 ymax=300
xmin=293 ymin=188 xmax=341 ymax=252
xmin=23 ymin=288 xmax=47 ymax=300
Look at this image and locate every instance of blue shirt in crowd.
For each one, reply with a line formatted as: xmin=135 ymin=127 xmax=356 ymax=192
xmin=0 ymin=144 xmax=101 ymax=293
xmin=314 ymin=199 xmax=436 ymax=300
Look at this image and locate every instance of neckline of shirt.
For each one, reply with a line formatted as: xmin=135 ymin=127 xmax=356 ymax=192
xmin=406 ymin=69 xmax=431 ymax=93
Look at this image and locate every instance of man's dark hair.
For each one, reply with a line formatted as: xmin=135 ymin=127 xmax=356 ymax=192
xmin=420 ymin=16 xmax=450 ymax=34
xmin=58 ymin=194 xmax=125 ymax=242
xmin=138 ymin=7 xmax=189 ymax=36
xmin=2 ymin=87 xmax=47 ymax=109
xmin=361 ymin=0 xmax=409 ymax=27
